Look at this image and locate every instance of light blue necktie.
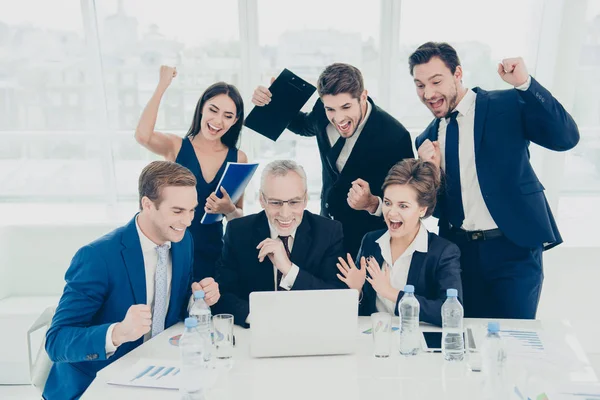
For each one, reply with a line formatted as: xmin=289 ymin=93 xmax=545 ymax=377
xmin=151 ymin=244 xmax=169 ymax=338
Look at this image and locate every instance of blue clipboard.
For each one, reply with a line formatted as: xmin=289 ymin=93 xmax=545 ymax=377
xmin=200 ymin=162 xmax=259 ymax=224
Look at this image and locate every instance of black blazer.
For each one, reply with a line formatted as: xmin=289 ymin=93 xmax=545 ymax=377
xmin=357 ymin=229 xmax=462 ymax=327
xmin=416 ymin=78 xmax=579 ymax=250
xmin=213 ymin=210 xmax=346 ymax=327
xmin=287 ymin=97 xmax=414 ymax=257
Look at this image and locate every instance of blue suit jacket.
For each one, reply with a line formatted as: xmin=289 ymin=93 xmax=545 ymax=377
xmin=43 ymin=215 xmax=193 ymax=400
xmin=416 ymin=78 xmax=579 ymax=250
xmin=357 ymin=230 xmax=462 ymax=327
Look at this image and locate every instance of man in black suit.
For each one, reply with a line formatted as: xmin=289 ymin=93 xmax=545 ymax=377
xmin=213 ymin=160 xmax=346 ymax=327
xmin=252 ymin=64 xmax=414 ymax=257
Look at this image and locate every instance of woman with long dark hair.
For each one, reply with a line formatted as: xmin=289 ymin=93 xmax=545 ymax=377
xmin=135 ymin=65 xmax=247 ymax=281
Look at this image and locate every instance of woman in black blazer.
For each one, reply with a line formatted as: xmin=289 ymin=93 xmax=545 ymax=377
xmin=336 ymin=159 xmax=462 ymax=326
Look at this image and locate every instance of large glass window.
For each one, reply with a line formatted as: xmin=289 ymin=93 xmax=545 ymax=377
xmin=391 ymin=0 xmax=544 ymax=133
xmin=0 ymin=0 xmax=109 ymax=203
xmin=557 ymin=0 xmax=600 ymax=246
xmin=248 ymin=0 xmax=382 ymax=214
xmin=95 ymin=0 xmax=241 ymax=203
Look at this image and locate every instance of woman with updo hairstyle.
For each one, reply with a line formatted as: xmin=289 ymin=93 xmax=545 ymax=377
xmin=336 ymin=159 xmax=462 ymax=326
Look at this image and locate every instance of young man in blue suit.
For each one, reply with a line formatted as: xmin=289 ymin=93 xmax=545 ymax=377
xmin=43 ymin=161 xmax=221 ymax=400
xmin=213 ymin=160 xmax=346 ymax=327
xmin=410 ymin=42 xmax=579 ymax=319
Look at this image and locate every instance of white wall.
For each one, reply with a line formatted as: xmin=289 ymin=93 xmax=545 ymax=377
xmin=0 ymin=224 xmax=119 ymax=298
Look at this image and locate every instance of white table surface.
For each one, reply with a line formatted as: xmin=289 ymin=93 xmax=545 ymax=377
xmin=83 ymin=317 xmax=598 ymax=400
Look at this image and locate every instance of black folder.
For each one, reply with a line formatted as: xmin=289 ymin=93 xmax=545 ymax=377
xmin=244 ymin=69 xmax=316 ymax=141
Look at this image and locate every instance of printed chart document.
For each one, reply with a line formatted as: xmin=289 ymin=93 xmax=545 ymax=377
xmin=244 ymin=68 xmax=316 ymax=141
xmin=200 ymin=162 xmax=259 ymax=224
xmin=107 ymin=358 xmax=180 ymax=390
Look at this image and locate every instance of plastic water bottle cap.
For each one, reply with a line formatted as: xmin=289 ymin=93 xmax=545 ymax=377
xmin=404 ymin=284 xmax=415 ymax=293
xmin=185 ymin=317 xmax=198 ymax=328
xmin=446 ymin=288 xmax=458 ymax=297
xmin=488 ymin=321 xmax=500 ymax=333
xmin=193 ymin=290 xmax=205 ymax=299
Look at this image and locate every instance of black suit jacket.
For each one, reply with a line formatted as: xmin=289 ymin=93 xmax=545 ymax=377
xmin=416 ymin=78 xmax=579 ymax=250
xmin=356 ymin=229 xmax=462 ymax=327
xmin=213 ymin=210 xmax=346 ymax=327
xmin=287 ymin=97 xmax=414 ymax=257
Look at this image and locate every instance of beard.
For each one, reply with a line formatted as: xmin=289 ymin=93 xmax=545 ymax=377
xmin=444 ymin=83 xmax=460 ymax=118
xmin=338 ymin=101 xmax=365 ymax=139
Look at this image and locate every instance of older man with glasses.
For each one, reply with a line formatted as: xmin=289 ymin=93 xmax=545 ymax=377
xmin=213 ymin=160 xmax=346 ymax=327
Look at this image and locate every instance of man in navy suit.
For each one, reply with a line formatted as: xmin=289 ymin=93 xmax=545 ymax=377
xmin=213 ymin=160 xmax=346 ymax=327
xmin=410 ymin=42 xmax=579 ymax=319
xmin=44 ymin=161 xmax=221 ymax=399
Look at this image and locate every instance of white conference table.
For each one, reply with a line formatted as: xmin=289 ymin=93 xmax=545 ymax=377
xmin=84 ymin=317 xmax=598 ymax=400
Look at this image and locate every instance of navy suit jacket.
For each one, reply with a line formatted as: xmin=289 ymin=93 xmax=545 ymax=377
xmin=287 ymin=97 xmax=414 ymax=257
xmin=43 ymin=215 xmax=193 ymax=400
xmin=357 ymin=229 xmax=462 ymax=327
xmin=415 ymin=78 xmax=579 ymax=250
xmin=213 ymin=210 xmax=346 ymax=328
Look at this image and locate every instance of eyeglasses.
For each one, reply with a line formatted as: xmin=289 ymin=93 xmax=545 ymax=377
xmin=261 ymin=191 xmax=306 ymax=209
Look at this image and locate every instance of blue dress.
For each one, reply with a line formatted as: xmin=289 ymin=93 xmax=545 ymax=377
xmin=175 ymin=137 xmax=237 ymax=282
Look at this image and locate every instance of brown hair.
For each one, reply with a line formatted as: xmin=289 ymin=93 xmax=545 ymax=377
xmin=317 ymin=63 xmax=364 ymax=99
xmin=138 ymin=161 xmax=196 ymax=210
xmin=408 ymin=42 xmax=461 ymax=76
xmin=382 ymin=159 xmax=441 ymax=218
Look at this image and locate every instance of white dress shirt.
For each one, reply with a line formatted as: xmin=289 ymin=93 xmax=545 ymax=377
xmin=375 ymin=78 xmax=533 ymax=227
xmin=437 ymin=88 xmax=498 ymax=231
xmin=326 ymin=100 xmax=372 ymax=172
xmin=267 ymin=223 xmax=300 ymax=290
xmin=374 ymin=222 xmax=428 ymax=314
xmin=105 ymin=216 xmax=173 ymax=356
xmin=437 ymin=78 xmax=532 ymax=230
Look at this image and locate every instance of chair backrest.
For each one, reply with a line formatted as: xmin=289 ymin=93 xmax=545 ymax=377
xmin=27 ymin=306 xmax=56 ymax=393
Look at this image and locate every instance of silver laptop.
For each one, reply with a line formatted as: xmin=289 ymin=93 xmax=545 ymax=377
xmin=249 ymin=289 xmax=359 ymax=358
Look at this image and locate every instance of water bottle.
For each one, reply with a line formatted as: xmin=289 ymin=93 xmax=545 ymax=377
xmin=189 ymin=290 xmax=213 ymax=362
xmin=398 ymin=284 xmax=420 ymax=356
xmin=179 ymin=317 xmax=208 ymax=400
xmin=481 ymin=321 xmax=508 ymax=399
xmin=442 ymin=288 xmax=464 ymax=361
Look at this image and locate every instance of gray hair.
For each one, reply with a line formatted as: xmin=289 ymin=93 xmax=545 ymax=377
xmin=260 ymin=160 xmax=308 ymax=193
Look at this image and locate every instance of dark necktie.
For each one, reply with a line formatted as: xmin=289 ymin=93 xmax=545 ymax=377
xmin=326 ymin=136 xmax=346 ymax=173
xmin=444 ymin=111 xmax=465 ymax=229
xmin=276 ymin=235 xmax=292 ymax=290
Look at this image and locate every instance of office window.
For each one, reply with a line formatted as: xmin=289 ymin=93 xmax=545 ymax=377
xmin=391 ymin=0 xmax=544 ymax=132
xmin=251 ymin=0 xmax=381 ymax=214
xmin=0 ymin=0 xmax=109 ymax=203
xmin=95 ymin=0 xmax=241 ymax=201
xmin=557 ymin=0 xmax=600 ymax=246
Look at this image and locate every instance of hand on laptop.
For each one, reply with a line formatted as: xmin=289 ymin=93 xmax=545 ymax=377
xmin=336 ymin=253 xmax=367 ymax=291
xmin=257 ymin=238 xmax=292 ymax=275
